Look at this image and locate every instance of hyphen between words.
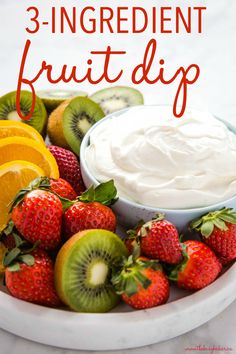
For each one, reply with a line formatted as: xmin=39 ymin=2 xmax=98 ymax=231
xmin=16 ymin=5 xmax=206 ymax=120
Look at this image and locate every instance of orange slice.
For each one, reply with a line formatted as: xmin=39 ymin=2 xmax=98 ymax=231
xmin=0 ymin=242 xmax=7 ymax=275
xmin=0 ymin=120 xmax=44 ymax=143
xmin=0 ymin=137 xmax=59 ymax=178
xmin=0 ymin=160 xmax=45 ymax=231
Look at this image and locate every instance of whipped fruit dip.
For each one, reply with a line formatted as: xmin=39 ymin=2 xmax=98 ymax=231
xmin=85 ymin=106 xmax=236 ymax=209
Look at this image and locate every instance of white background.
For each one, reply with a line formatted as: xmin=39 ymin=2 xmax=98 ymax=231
xmin=0 ymin=1 xmax=236 ymax=353
xmin=0 ymin=0 xmax=235 ymax=123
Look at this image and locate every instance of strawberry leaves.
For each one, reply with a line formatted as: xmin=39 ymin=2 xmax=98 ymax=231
xmin=4 ymin=253 xmax=35 ymax=272
xmin=112 ymin=254 xmax=161 ymax=297
xmin=10 ymin=177 xmax=118 ymax=218
xmin=3 ymin=247 xmax=21 ymax=267
xmin=4 ymin=249 xmax=36 ymax=272
xmin=78 ymin=180 xmax=118 ymax=206
xmin=18 ymin=254 xmax=34 ymax=266
xmin=138 ymin=214 xmax=165 ymax=237
xmin=168 ymin=244 xmax=189 ymax=281
xmin=0 ymin=220 xmax=27 ymax=249
xmin=10 ymin=177 xmax=51 ymax=211
xmin=1 ymin=221 xmax=38 ymax=271
xmin=200 ymin=221 xmax=215 ymax=237
xmin=190 ymin=208 xmax=236 ymax=237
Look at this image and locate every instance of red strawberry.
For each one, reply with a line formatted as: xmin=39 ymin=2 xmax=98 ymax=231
xmin=12 ymin=189 xmax=62 ymax=250
xmin=5 ymin=249 xmax=61 ymax=307
xmin=169 ymin=240 xmax=222 ymax=290
xmin=0 ymin=221 xmax=26 ymax=251
xmin=64 ymin=202 xmax=116 ymax=239
xmin=1 ymin=234 xmax=16 ymax=250
xmin=135 ymin=215 xmax=182 ymax=264
xmin=63 ymin=180 xmax=117 ymax=239
xmin=50 ymin=178 xmax=77 ymax=200
xmin=190 ymin=208 xmax=236 ymax=264
xmin=125 ymin=221 xmax=144 ymax=254
xmin=124 ymin=238 xmax=136 ymax=254
xmin=48 ymin=145 xmax=85 ymax=195
xmin=112 ymin=256 xmax=169 ymax=309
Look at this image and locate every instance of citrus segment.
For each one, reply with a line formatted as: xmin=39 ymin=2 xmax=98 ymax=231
xmin=0 ymin=120 xmax=44 ymax=143
xmin=0 ymin=160 xmax=45 ymax=231
xmin=0 ymin=242 xmax=7 ymax=275
xmin=0 ymin=137 xmax=59 ymax=178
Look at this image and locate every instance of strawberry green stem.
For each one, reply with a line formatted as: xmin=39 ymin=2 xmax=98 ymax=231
xmin=111 ymin=255 xmax=161 ymax=297
xmin=190 ymin=207 xmax=236 ymax=237
xmin=78 ymin=180 xmax=118 ymax=206
xmin=9 ymin=177 xmax=52 ymax=211
xmin=168 ymin=244 xmax=189 ymax=281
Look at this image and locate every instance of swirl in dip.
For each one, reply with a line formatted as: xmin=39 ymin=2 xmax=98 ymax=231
xmin=85 ymin=106 xmax=236 ymax=209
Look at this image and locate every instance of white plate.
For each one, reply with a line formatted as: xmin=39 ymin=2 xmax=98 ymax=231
xmin=0 ymin=262 xmax=235 ymax=350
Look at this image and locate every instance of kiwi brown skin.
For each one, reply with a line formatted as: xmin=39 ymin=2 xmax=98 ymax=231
xmin=55 ymin=229 xmax=128 ymax=313
xmin=0 ymin=90 xmax=48 ymax=136
xmin=47 ymin=99 xmax=71 ymax=149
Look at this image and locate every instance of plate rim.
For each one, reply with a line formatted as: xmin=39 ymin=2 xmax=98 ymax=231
xmin=0 ymin=262 xmax=235 ymax=350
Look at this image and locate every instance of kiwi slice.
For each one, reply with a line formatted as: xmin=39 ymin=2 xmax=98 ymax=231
xmin=62 ymin=97 xmax=105 ymax=156
xmin=55 ymin=229 xmax=128 ymax=313
xmin=90 ymin=86 xmax=144 ymax=115
xmin=0 ymin=91 xmax=47 ymax=135
xmin=37 ymin=90 xmax=87 ymax=114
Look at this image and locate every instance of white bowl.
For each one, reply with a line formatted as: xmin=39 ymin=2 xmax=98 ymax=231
xmin=0 ymin=261 xmax=235 ymax=350
xmin=80 ymin=106 xmax=236 ymax=231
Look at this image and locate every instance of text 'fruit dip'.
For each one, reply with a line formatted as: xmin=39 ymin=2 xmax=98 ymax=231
xmin=85 ymin=106 xmax=236 ymax=209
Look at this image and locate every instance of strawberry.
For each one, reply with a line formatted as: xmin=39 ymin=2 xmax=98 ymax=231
xmin=48 ymin=145 xmax=85 ymax=195
xmin=125 ymin=220 xmax=144 ymax=254
xmin=64 ymin=202 xmax=116 ymax=238
xmin=1 ymin=221 xmax=26 ymax=251
xmin=129 ymin=215 xmax=182 ymax=264
xmin=11 ymin=178 xmax=63 ymax=250
xmin=190 ymin=208 xmax=236 ymax=265
xmin=63 ymin=180 xmax=117 ymax=239
xmin=1 ymin=234 xmax=16 ymax=250
xmin=1 ymin=220 xmax=40 ymax=255
xmin=112 ymin=255 xmax=169 ymax=309
xmin=49 ymin=178 xmax=77 ymax=200
xmin=169 ymin=240 xmax=222 ymax=290
xmin=5 ymin=249 xmax=61 ymax=307
xmin=124 ymin=238 xmax=136 ymax=254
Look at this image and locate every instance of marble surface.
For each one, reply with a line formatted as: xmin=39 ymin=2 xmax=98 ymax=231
xmin=0 ymin=301 xmax=235 ymax=354
xmin=0 ymin=0 xmax=236 ymax=353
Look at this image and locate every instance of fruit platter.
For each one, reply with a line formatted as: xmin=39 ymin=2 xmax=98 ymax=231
xmin=0 ymin=88 xmax=235 ymax=350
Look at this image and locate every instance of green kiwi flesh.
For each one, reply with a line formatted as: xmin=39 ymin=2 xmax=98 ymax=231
xmin=57 ymin=229 xmax=128 ymax=313
xmin=0 ymin=90 xmax=47 ymax=135
xmin=37 ymin=90 xmax=88 ymax=114
xmin=90 ymin=86 xmax=144 ymax=115
xmin=62 ymin=96 xmax=105 ymax=156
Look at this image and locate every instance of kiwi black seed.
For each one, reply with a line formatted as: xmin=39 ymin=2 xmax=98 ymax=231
xmin=90 ymin=86 xmax=144 ymax=115
xmin=37 ymin=89 xmax=88 ymax=114
xmin=55 ymin=229 xmax=128 ymax=313
xmin=62 ymin=96 xmax=105 ymax=156
xmin=0 ymin=90 xmax=48 ymax=135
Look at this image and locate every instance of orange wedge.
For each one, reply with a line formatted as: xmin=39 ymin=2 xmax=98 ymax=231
xmin=0 ymin=137 xmax=59 ymax=178
xmin=0 ymin=120 xmax=44 ymax=143
xmin=0 ymin=160 xmax=45 ymax=231
xmin=0 ymin=242 xmax=7 ymax=275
